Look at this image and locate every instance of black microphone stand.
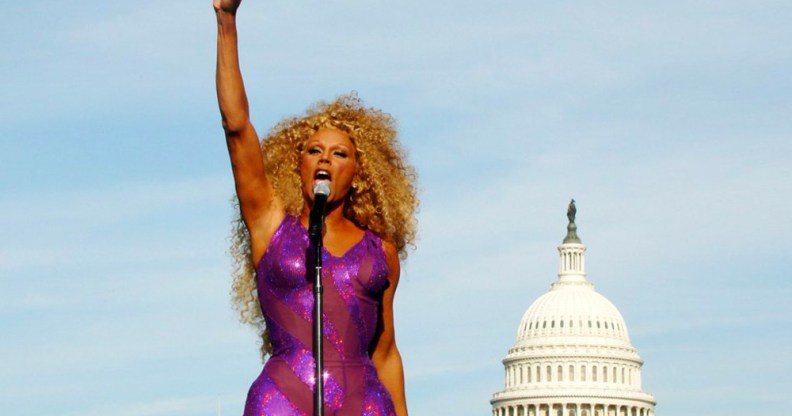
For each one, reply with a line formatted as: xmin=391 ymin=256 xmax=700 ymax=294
xmin=308 ymin=193 xmax=327 ymax=416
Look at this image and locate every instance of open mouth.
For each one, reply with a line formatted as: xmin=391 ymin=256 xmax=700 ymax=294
xmin=314 ymin=169 xmax=331 ymax=185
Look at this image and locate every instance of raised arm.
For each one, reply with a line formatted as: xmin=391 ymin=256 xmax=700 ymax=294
xmin=215 ymin=0 xmax=284 ymax=262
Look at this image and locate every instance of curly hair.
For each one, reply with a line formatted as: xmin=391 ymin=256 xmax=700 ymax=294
xmin=230 ymin=93 xmax=418 ymax=360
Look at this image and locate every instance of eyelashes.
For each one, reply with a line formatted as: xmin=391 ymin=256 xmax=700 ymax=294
xmin=305 ymin=147 xmax=349 ymax=158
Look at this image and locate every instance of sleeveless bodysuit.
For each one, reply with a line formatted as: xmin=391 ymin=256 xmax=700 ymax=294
xmin=244 ymin=216 xmax=396 ymax=416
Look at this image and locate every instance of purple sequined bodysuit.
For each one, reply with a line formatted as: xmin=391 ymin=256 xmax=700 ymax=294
xmin=244 ymin=216 xmax=396 ymax=416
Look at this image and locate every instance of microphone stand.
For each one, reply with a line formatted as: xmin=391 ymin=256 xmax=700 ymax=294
xmin=308 ymin=195 xmax=326 ymax=416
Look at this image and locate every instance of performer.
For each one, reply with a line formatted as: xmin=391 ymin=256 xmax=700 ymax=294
xmin=214 ymin=0 xmax=417 ymax=415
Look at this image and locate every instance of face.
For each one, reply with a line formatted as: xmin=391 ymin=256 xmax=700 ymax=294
xmin=299 ymin=128 xmax=358 ymax=206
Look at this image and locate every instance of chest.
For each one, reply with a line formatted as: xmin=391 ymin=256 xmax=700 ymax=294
xmin=258 ymin=221 xmax=390 ymax=299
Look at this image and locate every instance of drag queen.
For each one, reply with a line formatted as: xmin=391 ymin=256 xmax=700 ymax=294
xmin=214 ymin=0 xmax=417 ymax=414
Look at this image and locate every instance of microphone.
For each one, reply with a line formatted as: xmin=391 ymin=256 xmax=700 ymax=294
xmin=308 ymin=181 xmax=330 ymax=241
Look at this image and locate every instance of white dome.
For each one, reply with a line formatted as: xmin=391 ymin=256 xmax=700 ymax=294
xmin=491 ymin=210 xmax=655 ymax=416
xmin=515 ymin=281 xmax=632 ymax=349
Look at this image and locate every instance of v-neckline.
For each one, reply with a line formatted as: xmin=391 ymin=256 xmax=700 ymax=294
xmin=297 ymin=217 xmax=368 ymax=259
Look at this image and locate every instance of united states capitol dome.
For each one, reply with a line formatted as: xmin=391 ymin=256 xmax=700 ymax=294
xmin=515 ymin=281 xmax=631 ymax=350
xmin=491 ymin=201 xmax=656 ymax=416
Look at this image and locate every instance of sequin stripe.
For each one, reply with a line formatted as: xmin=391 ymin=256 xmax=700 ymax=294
xmin=260 ymin=285 xmax=343 ymax=362
xmin=243 ymin=373 xmax=304 ymax=416
xmin=322 ymin=254 xmax=374 ymax=414
xmin=350 ymin=240 xmax=388 ymax=350
xmin=322 ymin=266 xmax=363 ymax=358
xmin=320 ymin=227 xmax=369 ymax=259
xmin=268 ymin=346 xmax=347 ymax=413
xmin=361 ymin=365 xmax=397 ymax=416
xmin=256 ymin=215 xmax=296 ymax=269
xmin=264 ymin=358 xmax=313 ymax=415
xmin=326 ymin=262 xmax=376 ymax=359
xmin=358 ymin=234 xmax=390 ymax=295
xmin=325 ymin=361 xmax=366 ymax=415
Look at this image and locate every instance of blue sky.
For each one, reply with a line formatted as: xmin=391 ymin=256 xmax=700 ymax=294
xmin=2 ymin=0 xmax=791 ymax=415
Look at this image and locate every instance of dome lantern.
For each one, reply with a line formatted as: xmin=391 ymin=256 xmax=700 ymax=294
xmin=556 ymin=199 xmax=588 ymax=286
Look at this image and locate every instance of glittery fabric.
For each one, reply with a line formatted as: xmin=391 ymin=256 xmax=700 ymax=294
xmin=244 ymin=216 xmax=396 ymax=416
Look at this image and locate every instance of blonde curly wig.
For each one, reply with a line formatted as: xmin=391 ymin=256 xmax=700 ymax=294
xmin=230 ymin=93 xmax=418 ymax=360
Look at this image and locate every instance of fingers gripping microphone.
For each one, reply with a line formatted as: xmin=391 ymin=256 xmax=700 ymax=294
xmin=309 ymin=181 xmax=330 ymax=241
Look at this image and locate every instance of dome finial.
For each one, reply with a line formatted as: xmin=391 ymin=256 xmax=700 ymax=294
xmin=564 ymin=199 xmax=581 ymax=243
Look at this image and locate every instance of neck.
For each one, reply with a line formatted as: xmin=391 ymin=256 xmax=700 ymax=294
xmin=301 ymin=198 xmax=349 ymax=229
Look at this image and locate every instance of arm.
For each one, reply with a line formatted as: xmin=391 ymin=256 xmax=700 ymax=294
xmin=371 ymin=242 xmax=408 ymax=416
xmin=214 ymin=0 xmax=284 ymax=261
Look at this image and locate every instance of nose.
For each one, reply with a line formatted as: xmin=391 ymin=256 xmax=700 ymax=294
xmin=319 ymin=150 xmax=331 ymax=163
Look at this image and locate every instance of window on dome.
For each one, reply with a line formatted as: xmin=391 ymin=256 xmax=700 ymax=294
xmin=569 ymin=365 xmax=575 ymax=381
xmin=536 ymin=366 xmax=541 ymax=382
xmin=570 ymin=320 xmax=574 ymax=327
xmin=528 ymin=322 xmax=532 ymax=330
xmin=581 ymin=365 xmax=586 ymax=382
xmin=596 ymin=321 xmax=601 ymax=328
xmin=622 ymin=368 xmax=625 ymax=384
xmin=560 ymin=320 xmax=564 ymax=328
xmin=603 ymin=366 xmax=608 ymax=382
xmin=528 ymin=366 xmax=532 ymax=383
xmin=551 ymin=320 xmax=555 ymax=328
xmin=592 ymin=366 xmax=597 ymax=381
xmin=613 ymin=367 xmax=617 ymax=383
xmin=546 ymin=366 xmax=551 ymax=382
xmin=558 ymin=365 xmax=563 ymax=381
xmin=588 ymin=320 xmax=592 ymax=328
xmin=543 ymin=321 xmax=547 ymax=328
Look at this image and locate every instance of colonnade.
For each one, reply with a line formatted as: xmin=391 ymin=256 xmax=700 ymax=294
xmin=504 ymin=362 xmax=640 ymax=388
xmin=493 ymin=403 xmax=653 ymax=416
xmin=559 ymin=246 xmax=585 ymax=274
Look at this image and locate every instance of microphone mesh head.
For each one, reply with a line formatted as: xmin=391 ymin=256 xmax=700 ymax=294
xmin=313 ymin=180 xmax=331 ymax=196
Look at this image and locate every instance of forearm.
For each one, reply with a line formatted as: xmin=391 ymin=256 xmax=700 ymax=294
xmin=214 ymin=3 xmax=278 ymax=245
xmin=215 ymin=10 xmax=251 ymax=134
xmin=374 ymin=346 xmax=408 ymax=416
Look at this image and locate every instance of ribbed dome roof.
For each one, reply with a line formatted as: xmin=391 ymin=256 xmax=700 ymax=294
xmin=515 ymin=283 xmax=631 ymax=348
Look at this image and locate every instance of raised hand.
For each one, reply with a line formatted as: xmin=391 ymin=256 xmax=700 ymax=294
xmin=213 ymin=0 xmax=242 ymax=14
